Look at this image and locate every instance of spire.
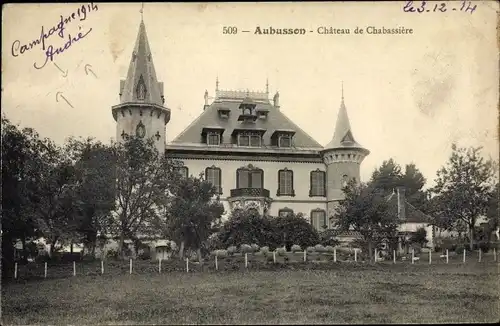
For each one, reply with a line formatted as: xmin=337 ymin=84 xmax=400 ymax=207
xmin=140 ymin=3 xmax=144 ymax=21
xmin=215 ymin=76 xmax=219 ymax=92
xmin=324 ymin=86 xmax=364 ymax=150
xmin=119 ymin=17 xmax=164 ymax=106
xmin=266 ymin=78 xmax=269 ymax=94
xmin=341 ymin=80 xmax=344 ymax=103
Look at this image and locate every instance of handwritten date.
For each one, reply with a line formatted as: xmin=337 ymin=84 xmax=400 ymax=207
xmin=403 ymin=1 xmax=477 ymax=14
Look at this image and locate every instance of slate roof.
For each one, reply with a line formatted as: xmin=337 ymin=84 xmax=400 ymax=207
xmin=168 ymin=89 xmax=324 ymax=150
xmin=323 ymin=96 xmax=368 ymax=153
xmin=119 ymin=19 xmax=164 ymax=107
xmin=386 ymin=192 xmax=431 ymax=224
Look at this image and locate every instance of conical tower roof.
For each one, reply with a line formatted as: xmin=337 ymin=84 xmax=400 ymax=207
xmin=119 ymin=19 xmax=164 ymax=106
xmin=324 ymin=90 xmax=368 ymax=153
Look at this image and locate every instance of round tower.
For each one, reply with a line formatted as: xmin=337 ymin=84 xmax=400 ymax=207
xmin=111 ymin=19 xmax=171 ymax=155
xmin=321 ymin=87 xmax=370 ymax=221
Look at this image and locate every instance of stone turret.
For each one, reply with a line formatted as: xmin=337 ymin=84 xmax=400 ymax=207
xmin=321 ymin=85 xmax=370 ymax=223
xmin=111 ymin=18 xmax=171 ymax=154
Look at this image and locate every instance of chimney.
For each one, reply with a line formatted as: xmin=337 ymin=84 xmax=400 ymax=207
xmin=203 ymin=90 xmax=209 ymax=111
xmin=273 ymin=91 xmax=280 ymax=109
xmin=396 ymin=186 xmax=406 ymax=220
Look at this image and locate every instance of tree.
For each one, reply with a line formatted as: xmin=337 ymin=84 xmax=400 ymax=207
xmin=335 ymin=180 xmax=398 ymax=262
xmin=111 ymin=136 xmax=179 ymax=257
xmin=1 ymin=117 xmax=42 ymax=276
xmin=430 ymin=145 xmax=497 ymax=250
xmin=370 ymin=159 xmax=427 ymax=208
xmin=216 ymin=205 xmax=276 ymax=249
xmin=165 ymin=173 xmax=225 ymax=262
xmin=409 ymin=227 xmax=428 ymax=247
xmin=271 ymin=213 xmax=320 ymax=250
xmin=65 ymin=137 xmax=116 ymax=256
xmin=32 ymin=147 xmax=80 ymax=257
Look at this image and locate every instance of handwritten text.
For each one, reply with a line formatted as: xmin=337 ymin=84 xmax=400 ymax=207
xmin=34 ymin=27 xmax=93 ymax=70
xmin=403 ymin=1 xmax=477 ymax=14
xmin=11 ymin=3 xmax=98 ymax=69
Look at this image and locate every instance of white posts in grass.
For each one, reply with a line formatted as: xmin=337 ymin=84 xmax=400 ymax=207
xmin=245 ymin=253 xmax=248 ymax=268
xmin=44 ymin=262 xmax=47 ymax=278
xmin=446 ymin=249 xmax=449 ymax=264
xmin=463 ymin=249 xmax=466 ymax=263
xmin=129 ymin=258 xmax=132 ymax=274
xmin=14 ymin=262 xmax=18 ymax=279
xmin=478 ymin=249 xmax=482 ymax=262
xmin=158 ymin=258 xmax=162 ymax=273
xmin=303 ymin=250 xmax=307 ymax=262
xmin=429 ymin=250 xmax=432 ymax=264
xmin=494 ymin=248 xmax=497 ymax=262
xmin=73 ymin=261 xmax=76 ymax=277
xmin=186 ymin=258 xmax=189 ymax=273
xmin=411 ymin=248 xmax=415 ymax=264
xmin=354 ymin=249 xmax=358 ymax=262
xmin=215 ymin=255 xmax=218 ymax=271
xmin=393 ymin=250 xmax=396 ymax=264
xmin=334 ymin=248 xmax=337 ymax=263
xmin=101 ymin=260 xmax=104 ymax=275
xmin=374 ymin=249 xmax=377 ymax=263
xmin=273 ymin=251 xmax=276 ymax=263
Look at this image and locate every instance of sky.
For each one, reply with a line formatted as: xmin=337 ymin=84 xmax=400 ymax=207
xmin=2 ymin=2 xmax=499 ymax=189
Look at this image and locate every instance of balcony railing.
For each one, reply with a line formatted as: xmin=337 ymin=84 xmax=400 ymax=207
xmin=230 ymin=187 xmax=270 ymax=198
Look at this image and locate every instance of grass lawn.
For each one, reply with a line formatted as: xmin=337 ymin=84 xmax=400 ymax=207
xmin=2 ymin=262 xmax=499 ymax=324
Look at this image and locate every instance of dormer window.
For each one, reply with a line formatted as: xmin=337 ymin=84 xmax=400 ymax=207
xmin=256 ymin=108 xmax=269 ymax=120
xmin=271 ymin=129 xmax=296 ymax=148
xmin=233 ymin=128 xmax=266 ymax=147
xmin=238 ymin=97 xmax=258 ymax=123
xmin=202 ymin=127 xmax=224 ymax=146
xmin=279 ymin=135 xmax=292 ymax=148
xmin=217 ymin=107 xmax=230 ymax=119
xmin=207 ymin=132 xmax=220 ymax=146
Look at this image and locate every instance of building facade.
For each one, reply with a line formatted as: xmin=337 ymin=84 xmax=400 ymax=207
xmin=112 ymin=19 xmax=371 ymax=232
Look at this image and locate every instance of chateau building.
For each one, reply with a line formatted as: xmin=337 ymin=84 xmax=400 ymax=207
xmin=112 ymin=19 xmax=370 ymax=232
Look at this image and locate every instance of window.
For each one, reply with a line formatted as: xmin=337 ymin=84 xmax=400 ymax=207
xmin=238 ymin=133 xmax=261 ymax=147
xmin=205 ymin=166 xmax=222 ymax=194
xmin=207 ymin=133 xmax=220 ymax=145
xmin=279 ymin=135 xmax=292 ymax=148
xmin=277 ymin=169 xmax=294 ymax=196
xmin=310 ymin=209 xmax=327 ymax=231
xmin=342 ymin=174 xmax=349 ymax=188
xmin=250 ymin=135 xmax=261 ymax=147
xmin=238 ymin=134 xmax=250 ymax=146
xmin=174 ymin=166 xmax=188 ymax=178
xmin=237 ymin=167 xmax=263 ymax=188
xmin=278 ymin=208 xmax=294 ymax=217
xmin=310 ymin=170 xmax=326 ymax=197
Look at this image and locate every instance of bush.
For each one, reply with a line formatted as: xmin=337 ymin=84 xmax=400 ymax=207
xmin=106 ymin=249 xmax=119 ymax=259
xmin=276 ymin=247 xmax=286 ymax=256
xmin=306 ymin=246 xmax=315 ymax=253
xmin=215 ymin=249 xmax=228 ymax=258
xmin=227 ymin=246 xmax=237 ymax=255
xmin=478 ymin=241 xmax=490 ymax=252
xmin=251 ymin=243 xmax=260 ymax=252
xmin=314 ymin=244 xmax=326 ymax=253
xmin=319 ymin=234 xmax=340 ymax=247
xmin=291 ymin=244 xmax=302 ymax=252
xmin=240 ymin=244 xmax=253 ymax=253
xmin=325 ymin=245 xmax=335 ymax=253
xmin=217 ymin=207 xmax=275 ymax=249
xmin=271 ymin=213 xmax=320 ymax=249
xmin=260 ymin=246 xmax=270 ymax=255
